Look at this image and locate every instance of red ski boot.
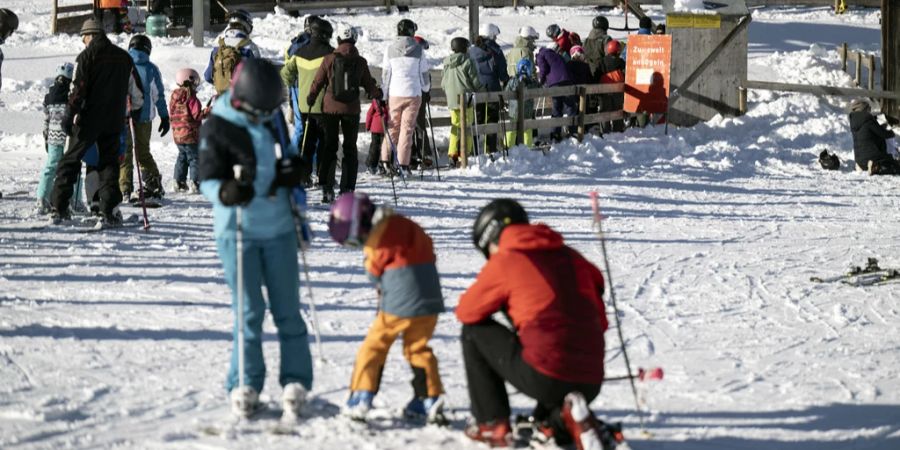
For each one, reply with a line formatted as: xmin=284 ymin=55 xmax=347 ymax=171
xmin=464 ymin=419 xmax=513 ymax=447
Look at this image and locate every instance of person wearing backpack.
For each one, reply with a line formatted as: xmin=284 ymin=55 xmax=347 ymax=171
xmin=506 ymin=26 xmax=538 ymax=78
xmin=203 ymin=9 xmax=260 ymax=95
xmin=123 ymin=34 xmax=169 ymax=201
xmin=281 ymin=18 xmax=334 ymax=187
xmin=306 ymin=25 xmax=382 ymax=204
xmin=468 ymin=23 xmax=508 ymax=159
xmin=583 ymin=16 xmax=611 ymax=77
xmin=504 ymin=58 xmax=540 ymax=149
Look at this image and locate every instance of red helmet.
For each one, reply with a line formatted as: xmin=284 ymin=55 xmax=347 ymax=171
xmin=606 ymin=39 xmax=621 ymax=56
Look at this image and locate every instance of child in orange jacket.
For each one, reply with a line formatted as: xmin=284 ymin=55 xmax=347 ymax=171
xmin=327 ymin=192 xmax=447 ymax=425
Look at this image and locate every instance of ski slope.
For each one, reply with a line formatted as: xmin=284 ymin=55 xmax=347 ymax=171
xmin=1 ymin=3 xmax=900 ymax=449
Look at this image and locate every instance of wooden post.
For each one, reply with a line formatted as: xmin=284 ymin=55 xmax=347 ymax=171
xmin=868 ymin=54 xmax=876 ymax=91
xmin=468 ymin=0 xmax=478 ymax=44
xmin=577 ymin=86 xmax=587 ymax=142
xmin=840 ymin=43 xmax=848 ymax=72
xmin=738 ymin=87 xmax=747 ymax=114
xmin=192 ymin=0 xmax=204 ymax=47
xmin=52 ymin=0 xmax=59 ymax=34
xmin=855 ymin=51 xmax=862 ymax=86
xmin=516 ymin=82 xmax=525 ymax=146
xmin=459 ymin=94 xmax=468 ymax=169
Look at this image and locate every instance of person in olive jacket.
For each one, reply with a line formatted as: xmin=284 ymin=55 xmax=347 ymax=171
xmin=307 ymin=25 xmax=382 ymax=203
xmin=441 ymin=37 xmax=483 ymax=166
xmin=848 ymin=99 xmax=898 ymax=175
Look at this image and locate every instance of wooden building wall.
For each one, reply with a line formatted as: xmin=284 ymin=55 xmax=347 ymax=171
xmin=667 ymin=16 xmax=749 ymax=127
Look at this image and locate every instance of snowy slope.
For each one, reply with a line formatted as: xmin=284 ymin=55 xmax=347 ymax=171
xmin=2 ymin=3 xmax=900 ymax=450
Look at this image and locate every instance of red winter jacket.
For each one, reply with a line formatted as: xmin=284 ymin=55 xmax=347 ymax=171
xmin=456 ymin=224 xmax=608 ymax=384
xmin=168 ymin=87 xmax=203 ymax=145
xmin=365 ymin=99 xmax=385 ymax=134
xmin=555 ymin=30 xmax=582 ymax=56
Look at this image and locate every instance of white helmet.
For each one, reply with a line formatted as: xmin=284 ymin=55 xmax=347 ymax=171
xmin=56 ymin=62 xmax=75 ymax=80
xmin=336 ymin=24 xmax=358 ymax=43
xmin=479 ymin=23 xmax=500 ymax=39
xmin=519 ymin=25 xmax=539 ymax=39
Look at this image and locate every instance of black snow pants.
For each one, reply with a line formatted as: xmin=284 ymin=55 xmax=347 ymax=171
xmin=461 ymin=320 xmax=602 ymax=439
xmin=321 ymin=114 xmax=360 ymax=194
xmin=52 ymin=124 xmax=122 ymax=216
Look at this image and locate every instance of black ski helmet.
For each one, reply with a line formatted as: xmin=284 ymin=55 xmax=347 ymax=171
xmin=546 ymin=24 xmax=561 ymax=39
xmin=450 ymin=37 xmax=470 ymax=54
xmin=818 ymin=150 xmax=840 ymax=171
xmin=0 ymin=8 xmax=19 ymax=43
xmin=472 ymin=199 xmax=529 ymax=258
xmin=230 ymin=58 xmax=284 ymax=119
xmin=128 ymin=34 xmax=152 ymax=55
xmin=228 ymin=9 xmax=253 ymax=33
xmin=397 ymin=19 xmax=417 ymax=37
xmin=303 ymin=14 xmax=320 ymax=32
xmin=309 ymin=18 xmax=333 ymax=40
xmin=592 ymin=15 xmax=609 ymax=31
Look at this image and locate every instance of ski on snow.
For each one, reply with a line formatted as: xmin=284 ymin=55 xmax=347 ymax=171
xmin=811 ymin=258 xmax=900 ymax=286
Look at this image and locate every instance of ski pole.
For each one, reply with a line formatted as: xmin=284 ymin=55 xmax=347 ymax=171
xmin=377 ymin=101 xmax=400 ymax=205
xmin=590 ymin=191 xmax=644 ymax=431
xmin=497 ymin=99 xmax=510 ymax=160
xmin=425 ymin=102 xmax=441 ymax=181
xmin=130 ymin=119 xmax=150 ymax=230
xmin=234 ymin=165 xmax=245 ymax=389
xmin=299 ymin=248 xmax=324 ymax=364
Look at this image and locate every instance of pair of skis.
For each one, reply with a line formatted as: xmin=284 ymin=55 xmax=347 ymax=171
xmin=811 ymin=258 xmax=900 ymax=287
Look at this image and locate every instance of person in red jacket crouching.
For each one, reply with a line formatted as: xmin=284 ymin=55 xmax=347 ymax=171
xmin=457 ymin=199 xmax=612 ymax=449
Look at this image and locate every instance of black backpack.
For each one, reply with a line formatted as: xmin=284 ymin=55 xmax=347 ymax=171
xmin=332 ymin=53 xmax=360 ymax=103
xmin=819 ymin=149 xmax=840 ymax=170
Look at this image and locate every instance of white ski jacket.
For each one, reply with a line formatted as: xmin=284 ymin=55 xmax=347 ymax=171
xmin=381 ymin=37 xmax=430 ymax=99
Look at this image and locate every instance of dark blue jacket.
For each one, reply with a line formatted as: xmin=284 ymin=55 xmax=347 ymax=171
xmin=468 ymin=38 xmax=509 ymax=92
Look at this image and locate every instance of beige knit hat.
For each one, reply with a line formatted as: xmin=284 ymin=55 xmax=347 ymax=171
xmin=850 ymin=99 xmax=871 ymax=113
xmin=80 ymin=18 xmax=103 ymax=36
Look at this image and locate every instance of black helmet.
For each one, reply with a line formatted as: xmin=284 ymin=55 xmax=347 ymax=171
xmin=230 ymin=58 xmax=284 ymax=119
xmin=128 ymin=34 xmax=152 ymax=55
xmin=228 ymin=9 xmax=253 ymax=33
xmin=592 ymin=16 xmax=609 ymax=31
xmin=472 ymin=199 xmax=529 ymax=258
xmin=639 ymin=16 xmax=652 ymax=30
xmin=546 ymin=24 xmax=561 ymax=39
xmin=397 ymin=19 xmax=417 ymax=37
xmin=309 ymin=18 xmax=333 ymax=40
xmin=0 ymin=8 xmax=18 ymax=43
xmin=450 ymin=37 xmax=470 ymax=54
xmin=303 ymin=15 xmax=320 ymax=32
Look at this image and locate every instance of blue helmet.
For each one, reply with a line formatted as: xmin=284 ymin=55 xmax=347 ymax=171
xmin=516 ymin=58 xmax=533 ymax=77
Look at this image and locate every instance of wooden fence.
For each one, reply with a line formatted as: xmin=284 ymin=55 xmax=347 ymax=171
xmin=52 ymin=1 xmax=95 ymax=34
xmin=839 ymin=43 xmax=877 ymax=90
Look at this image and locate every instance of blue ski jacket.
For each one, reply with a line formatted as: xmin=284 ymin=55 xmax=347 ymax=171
xmin=199 ymin=92 xmax=298 ymax=241
xmin=128 ymin=49 xmax=169 ymax=124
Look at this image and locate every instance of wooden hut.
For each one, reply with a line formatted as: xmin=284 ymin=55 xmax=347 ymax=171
xmin=662 ymin=0 xmax=750 ymax=127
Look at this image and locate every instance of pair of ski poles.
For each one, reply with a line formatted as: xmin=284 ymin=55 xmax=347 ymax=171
xmin=234 ymin=115 xmax=325 ymax=391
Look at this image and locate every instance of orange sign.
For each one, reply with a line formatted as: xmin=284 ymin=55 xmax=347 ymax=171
xmin=624 ymin=35 xmax=672 ymax=114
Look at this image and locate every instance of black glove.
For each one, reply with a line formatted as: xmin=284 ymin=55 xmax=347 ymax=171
xmin=272 ymin=155 xmax=310 ymax=190
xmin=158 ymin=117 xmax=170 ymax=137
xmin=422 ymin=91 xmax=431 ymax=104
xmin=306 ymin=95 xmax=316 ymax=108
xmin=219 ymin=179 xmax=254 ymax=206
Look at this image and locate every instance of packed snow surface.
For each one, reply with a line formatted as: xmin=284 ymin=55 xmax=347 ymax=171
xmin=1 ymin=3 xmax=899 ymax=449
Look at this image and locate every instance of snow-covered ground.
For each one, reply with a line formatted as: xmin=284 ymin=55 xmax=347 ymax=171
xmin=2 ymin=3 xmax=899 ymax=449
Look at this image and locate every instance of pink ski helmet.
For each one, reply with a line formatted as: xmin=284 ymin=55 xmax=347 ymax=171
xmin=328 ymin=192 xmax=376 ymax=247
xmin=175 ymin=68 xmax=201 ymax=87
xmin=569 ymin=45 xmax=585 ymax=57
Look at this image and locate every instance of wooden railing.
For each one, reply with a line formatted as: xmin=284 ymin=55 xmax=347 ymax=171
xmin=52 ymin=1 xmax=94 ymax=34
xmin=839 ymin=43 xmax=878 ymax=91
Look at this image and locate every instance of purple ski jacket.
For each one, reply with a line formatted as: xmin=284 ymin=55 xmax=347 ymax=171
xmin=536 ymin=47 xmax=572 ymax=87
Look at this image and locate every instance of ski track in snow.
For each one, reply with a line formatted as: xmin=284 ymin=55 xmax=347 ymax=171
xmin=2 ymin=2 xmax=900 ymax=449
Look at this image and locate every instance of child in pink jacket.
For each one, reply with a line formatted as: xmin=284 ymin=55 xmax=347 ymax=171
xmin=169 ymin=68 xmax=205 ymax=192
xmin=365 ymin=99 xmax=386 ymax=175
